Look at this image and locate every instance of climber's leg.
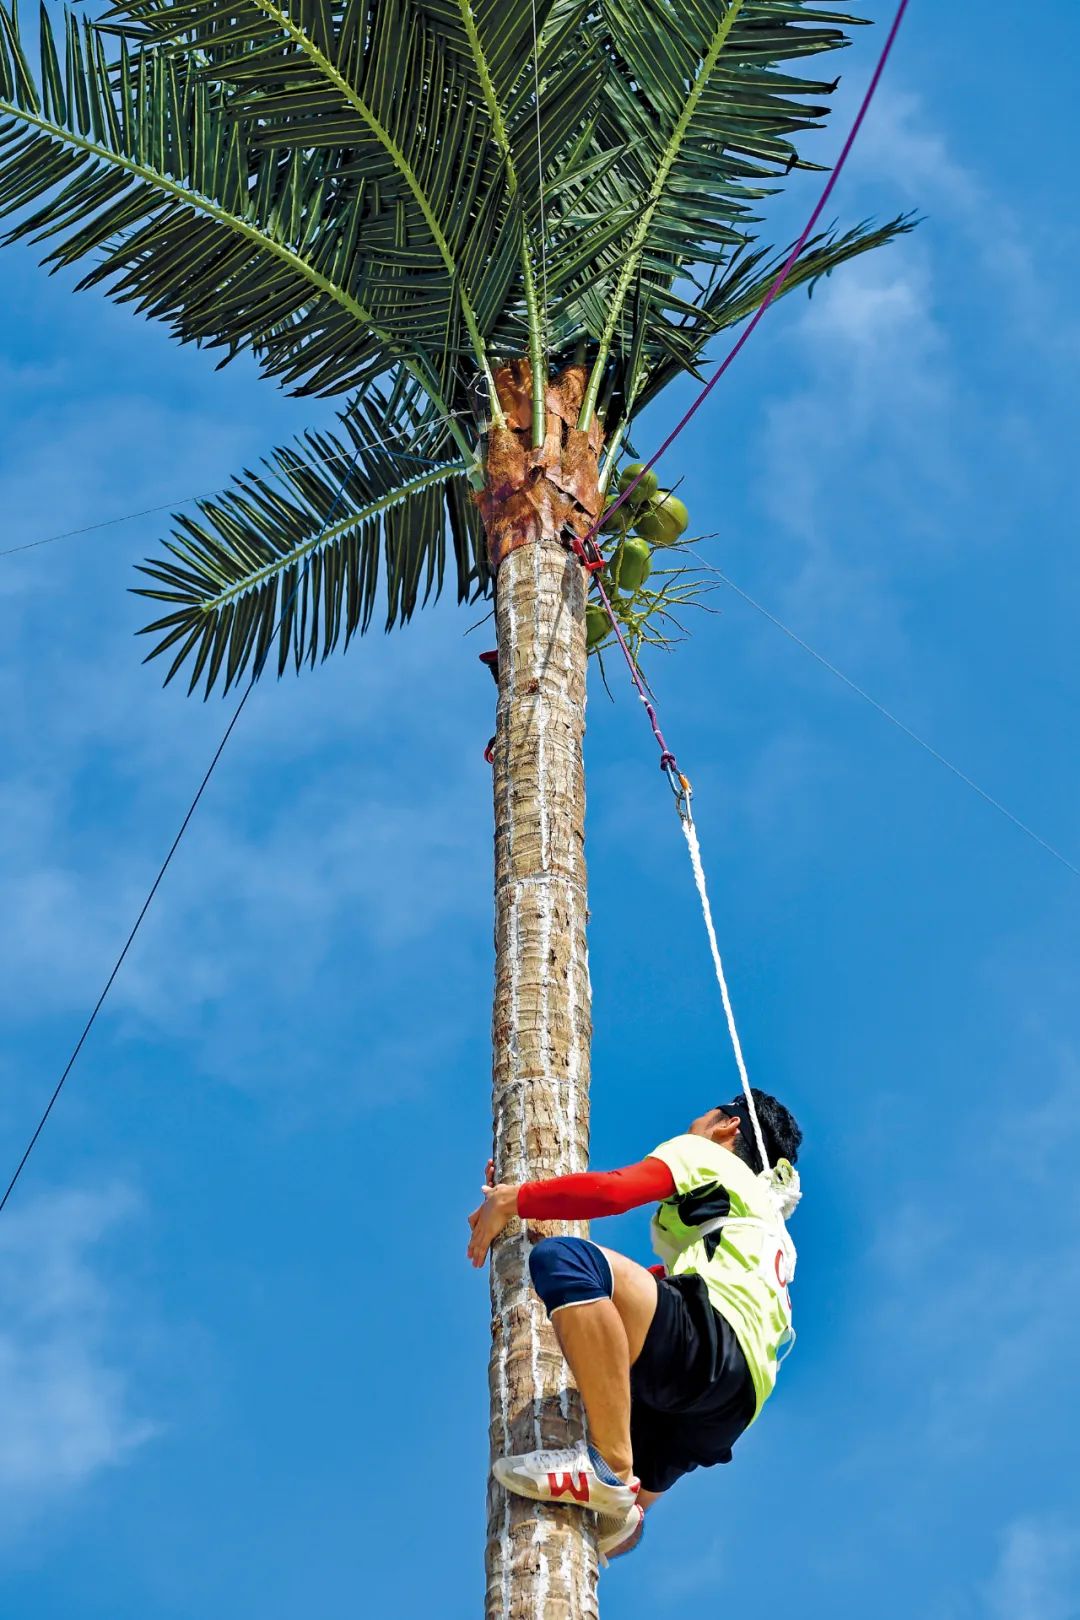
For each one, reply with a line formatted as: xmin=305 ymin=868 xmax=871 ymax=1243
xmin=551 ymin=1289 xmax=634 ymax=1476
xmin=594 ymin=1245 xmax=662 ymax=1362
xmin=491 ymin=1237 xmax=655 ymax=1514
xmin=544 ymin=1243 xmax=659 ymax=1479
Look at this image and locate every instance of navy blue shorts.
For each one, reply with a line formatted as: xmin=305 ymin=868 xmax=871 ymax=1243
xmin=529 ymin=1236 xmax=613 ymax=1313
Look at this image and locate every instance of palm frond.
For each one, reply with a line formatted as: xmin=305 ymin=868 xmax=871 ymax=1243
xmin=547 ymin=0 xmax=883 ymax=416
xmin=0 ymin=2 xmax=479 ymax=431
xmin=134 ymin=390 xmax=486 ymax=695
xmin=0 ymin=0 xmax=905 ymax=430
xmin=112 ymin=0 xmax=615 ymax=432
xmin=631 ymin=211 xmax=919 ymax=413
xmin=101 ymin=0 xmax=534 ymax=396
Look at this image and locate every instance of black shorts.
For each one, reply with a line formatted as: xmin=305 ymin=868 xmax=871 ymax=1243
xmin=630 ymin=1274 xmax=756 ymax=1494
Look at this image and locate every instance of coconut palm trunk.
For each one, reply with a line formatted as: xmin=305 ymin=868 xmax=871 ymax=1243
xmin=483 ymin=363 xmax=602 ymax=1619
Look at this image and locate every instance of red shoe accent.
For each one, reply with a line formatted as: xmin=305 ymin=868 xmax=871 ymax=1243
xmin=602 ymin=1504 xmax=646 ymax=1562
xmin=548 ymin=1471 xmax=590 ymax=1502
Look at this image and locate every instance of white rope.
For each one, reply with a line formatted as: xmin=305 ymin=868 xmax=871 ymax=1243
xmin=678 ymin=806 xmax=803 ymax=1219
xmin=678 ymin=810 xmax=772 ymax=1176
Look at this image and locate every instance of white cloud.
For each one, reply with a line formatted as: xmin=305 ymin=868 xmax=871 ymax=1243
xmin=0 ymin=341 xmax=490 ymax=1071
xmin=0 ymin=739 xmax=488 ymax=1104
xmin=743 ymin=82 xmax=1080 ymax=666
xmin=987 ymin=1517 xmax=1080 ymax=1620
xmin=803 ymin=258 xmax=938 ymax=359
xmin=855 ymin=88 xmax=981 ymax=214
xmin=858 ymin=1045 xmax=1080 ymax=1463
xmin=759 ymin=248 xmax=956 ymax=537
xmin=857 ymin=88 xmax=1080 ymax=365
xmin=0 ymin=554 xmax=493 ymax=1123
xmin=0 ymin=1185 xmax=156 ymax=1524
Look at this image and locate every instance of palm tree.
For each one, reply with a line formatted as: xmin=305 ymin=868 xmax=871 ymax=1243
xmin=0 ymin=0 xmax=909 ymax=1610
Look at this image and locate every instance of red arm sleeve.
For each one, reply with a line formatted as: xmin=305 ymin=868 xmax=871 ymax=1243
xmin=516 ymin=1157 xmax=676 ymax=1220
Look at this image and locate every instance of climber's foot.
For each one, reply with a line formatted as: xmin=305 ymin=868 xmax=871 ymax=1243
xmin=492 ymin=1445 xmax=639 ymax=1515
xmin=597 ymin=1502 xmax=646 ymax=1565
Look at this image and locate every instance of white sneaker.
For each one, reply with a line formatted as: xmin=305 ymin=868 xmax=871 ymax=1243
xmin=597 ymin=1503 xmax=645 ymax=1565
xmin=492 ymin=1445 xmax=639 ymax=1515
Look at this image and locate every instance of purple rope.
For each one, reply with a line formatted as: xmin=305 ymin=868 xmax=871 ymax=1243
xmin=591 ymin=0 xmax=910 ymax=544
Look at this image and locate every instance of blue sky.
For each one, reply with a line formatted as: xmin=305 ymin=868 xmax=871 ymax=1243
xmin=2 ymin=5 xmax=1079 ymax=1617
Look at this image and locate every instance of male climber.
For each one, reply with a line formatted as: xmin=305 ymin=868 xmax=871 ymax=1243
xmin=466 ymin=1089 xmax=802 ymax=1562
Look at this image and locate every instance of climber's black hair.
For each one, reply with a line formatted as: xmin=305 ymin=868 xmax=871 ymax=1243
xmin=717 ymin=1090 xmax=803 ymax=1175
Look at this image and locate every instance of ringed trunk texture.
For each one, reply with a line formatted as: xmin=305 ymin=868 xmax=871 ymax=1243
xmin=482 ymin=363 xmax=604 ymax=1620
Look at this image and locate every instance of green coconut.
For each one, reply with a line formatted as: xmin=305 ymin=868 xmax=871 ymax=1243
xmin=617 ymin=462 xmax=659 ymax=502
xmin=598 ymin=495 xmax=631 ymax=534
xmin=615 ymin=536 xmax=652 ymax=595
xmin=586 ymin=603 xmax=610 ymax=648
xmin=636 ymin=491 xmax=689 ymax=546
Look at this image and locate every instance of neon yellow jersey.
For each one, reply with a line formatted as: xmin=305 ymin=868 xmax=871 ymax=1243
xmin=647 ymin=1134 xmax=797 ymax=1416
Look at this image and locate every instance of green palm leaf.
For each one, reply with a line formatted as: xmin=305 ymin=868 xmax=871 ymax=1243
xmin=0 ymin=2 xmax=481 ymax=445
xmin=631 ymin=212 xmax=919 ymax=413
xmin=546 ymin=0 xmax=889 ymax=420
xmin=106 ymin=0 xmax=609 ymax=438
xmin=102 ymin=0 xmax=530 ymax=406
xmin=135 ymin=389 xmax=485 ymax=695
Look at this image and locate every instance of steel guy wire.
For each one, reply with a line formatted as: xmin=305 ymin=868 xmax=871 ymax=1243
xmin=706 ymin=563 xmax=1080 ymax=883
xmin=0 ymin=451 xmax=361 ymax=1216
xmin=0 ymin=413 xmax=472 ymax=561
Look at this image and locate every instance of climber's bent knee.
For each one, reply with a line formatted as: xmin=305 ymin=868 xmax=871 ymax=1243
xmin=529 ymin=1237 xmax=614 ymax=1316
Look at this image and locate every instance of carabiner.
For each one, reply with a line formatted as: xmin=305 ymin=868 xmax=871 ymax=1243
xmin=661 ymin=755 xmax=693 ymax=823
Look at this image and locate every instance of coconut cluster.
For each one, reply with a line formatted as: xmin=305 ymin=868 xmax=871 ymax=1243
xmin=586 ymin=462 xmax=690 ymax=650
